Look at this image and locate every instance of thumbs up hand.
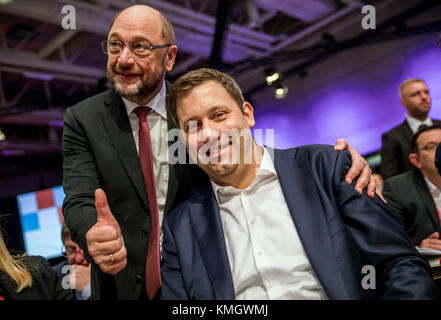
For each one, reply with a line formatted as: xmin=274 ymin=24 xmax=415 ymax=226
xmin=85 ymin=189 xmax=127 ymax=275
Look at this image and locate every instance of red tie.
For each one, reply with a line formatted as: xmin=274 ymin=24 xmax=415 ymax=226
xmin=133 ymin=106 xmax=161 ymax=300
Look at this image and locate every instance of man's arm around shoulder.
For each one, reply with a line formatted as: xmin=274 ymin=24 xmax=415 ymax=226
xmin=330 ymin=149 xmax=438 ymax=299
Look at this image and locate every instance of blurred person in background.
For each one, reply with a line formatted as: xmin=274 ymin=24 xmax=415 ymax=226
xmin=383 ymin=125 xmax=441 ymax=250
xmin=53 ymin=222 xmax=91 ymax=300
xmin=381 ymin=78 xmax=441 ymax=180
xmin=0 ymin=225 xmax=73 ymax=300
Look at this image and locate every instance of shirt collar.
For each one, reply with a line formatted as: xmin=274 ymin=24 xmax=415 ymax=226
xmin=406 ymin=114 xmax=432 ymax=134
xmin=424 ymin=176 xmax=441 ymax=199
xmin=211 ymin=146 xmax=277 ymax=204
xmin=122 ymin=80 xmax=167 ymax=119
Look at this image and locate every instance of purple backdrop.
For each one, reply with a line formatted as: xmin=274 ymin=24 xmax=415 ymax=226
xmin=252 ymin=32 xmax=441 ymax=156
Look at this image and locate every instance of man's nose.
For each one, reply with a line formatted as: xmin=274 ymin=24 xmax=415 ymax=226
xmin=199 ymin=121 xmax=219 ymax=142
xmin=117 ymin=46 xmax=135 ymax=67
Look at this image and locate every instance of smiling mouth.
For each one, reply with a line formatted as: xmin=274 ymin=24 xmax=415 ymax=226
xmin=205 ymin=140 xmax=232 ymax=158
xmin=114 ymin=70 xmax=141 ymax=79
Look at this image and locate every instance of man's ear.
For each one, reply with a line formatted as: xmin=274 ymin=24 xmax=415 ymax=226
xmin=164 ymin=45 xmax=178 ymax=72
xmin=243 ymin=102 xmax=255 ymax=128
xmin=409 ymin=153 xmax=421 ymax=168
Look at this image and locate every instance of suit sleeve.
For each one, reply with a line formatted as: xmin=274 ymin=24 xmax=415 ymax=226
xmin=381 ymin=180 xmax=407 ymax=228
xmin=62 ymin=107 xmax=100 ymax=259
xmin=160 ymin=216 xmax=190 ymax=300
xmin=331 ymin=150 xmax=438 ymax=299
xmin=380 ymin=132 xmax=400 ymax=180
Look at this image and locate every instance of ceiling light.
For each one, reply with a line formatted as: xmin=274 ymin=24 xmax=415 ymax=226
xmin=274 ymin=81 xmax=288 ymax=99
xmin=0 ymin=0 xmax=13 ymax=5
xmin=265 ymin=68 xmax=280 ymax=86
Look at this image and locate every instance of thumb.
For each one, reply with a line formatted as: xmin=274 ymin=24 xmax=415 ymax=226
xmin=95 ymin=189 xmax=117 ymax=227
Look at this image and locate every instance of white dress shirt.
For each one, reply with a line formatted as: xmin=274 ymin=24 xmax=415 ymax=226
xmin=122 ymin=81 xmax=169 ymax=247
xmin=211 ymin=146 xmax=327 ymax=300
xmin=424 ymin=177 xmax=441 ymax=217
xmin=406 ymin=114 xmax=432 ymax=134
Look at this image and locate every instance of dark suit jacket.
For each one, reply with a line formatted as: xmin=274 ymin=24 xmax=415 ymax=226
xmin=0 ymin=256 xmax=74 ymax=300
xmin=161 ymin=146 xmax=438 ymax=300
xmin=62 ymin=85 xmax=208 ymax=299
xmin=381 ymin=119 xmax=441 ymax=180
xmin=383 ymin=169 xmax=441 ymax=246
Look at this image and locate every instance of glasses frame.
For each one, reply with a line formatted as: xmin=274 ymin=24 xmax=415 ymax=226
xmin=100 ymin=40 xmax=172 ymax=58
xmin=418 ymin=141 xmax=439 ymax=152
xmin=61 ymin=243 xmax=80 ymax=258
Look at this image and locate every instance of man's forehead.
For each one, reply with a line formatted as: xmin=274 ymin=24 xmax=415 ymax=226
xmin=418 ymin=129 xmax=441 ymax=143
xmin=109 ymin=8 xmax=162 ymax=38
xmin=405 ymin=81 xmax=427 ymax=93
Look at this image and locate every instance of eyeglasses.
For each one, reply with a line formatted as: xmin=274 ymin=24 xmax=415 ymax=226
xmin=419 ymin=141 xmax=439 ymax=152
xmin=101 ymin=40 xmax=172 ymax=58
xmin=61 ymin=244 xmax=80 ymax=257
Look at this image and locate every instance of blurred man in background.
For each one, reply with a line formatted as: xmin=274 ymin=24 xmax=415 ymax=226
xmin=383 ymin=125 xmax=441 ymax=250
xmin=53 ymin=223 xmax=91 ymax=300
xmin=381 ymin=78 xmax=441 ymax=180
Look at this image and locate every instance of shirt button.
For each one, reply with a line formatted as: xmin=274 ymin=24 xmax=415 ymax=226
xmin=141 ymin=230 xmax=148 ymax=238
xmin=268 ymin=281 xmax=274 ymax=288
xmin=258 ymin=249 xmax=263 ymax=255
xmin=250 ymin=219 xmax=255 ymax=225
xmin=136 ymin=275 xmax=142 ymax=284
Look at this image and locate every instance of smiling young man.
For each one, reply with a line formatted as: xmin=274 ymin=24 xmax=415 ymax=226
xmin=160 ymin=68 xmax=438 ymax=300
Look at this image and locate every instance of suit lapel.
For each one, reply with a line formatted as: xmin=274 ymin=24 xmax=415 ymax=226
xmin=164 ymin=82 xmax=183 ymax=214
xmin=413 ymin=170 xmax=441 ymax=230
xmin=189 ymin=186 xmax=235 ymax=299
xmin=100 ymin=90 xmax=149 ymax=209
xmin=272 ymin=148 xmax=349 ymax=299
xmin=402 ymin=120 xmax=413 ymax=140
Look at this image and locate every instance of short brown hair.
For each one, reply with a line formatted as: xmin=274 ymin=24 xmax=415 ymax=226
xmin=410 ymin=124 xmax=441 ymax=153
xmin=61 ymin=222 xmax=70 ymax=244
xmin=399 ymin=78 xmax=426 ymax=100
xmin=169 ymin=68 xmax=245 ymax=127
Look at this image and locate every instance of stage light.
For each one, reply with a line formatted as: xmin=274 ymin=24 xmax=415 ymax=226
xmin=0 ymin=129 xmax=5 ymax=141
xmin=265 ymin=68 xmax=280 ymax=86
xmin=274 ymin=81 xmax=288 ymax=99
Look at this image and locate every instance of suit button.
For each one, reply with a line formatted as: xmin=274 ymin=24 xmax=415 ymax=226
xmin=141 ymin=230 xmax=148 ymax=238
xmin=136 ymin=275 xmax=142 ymax=284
